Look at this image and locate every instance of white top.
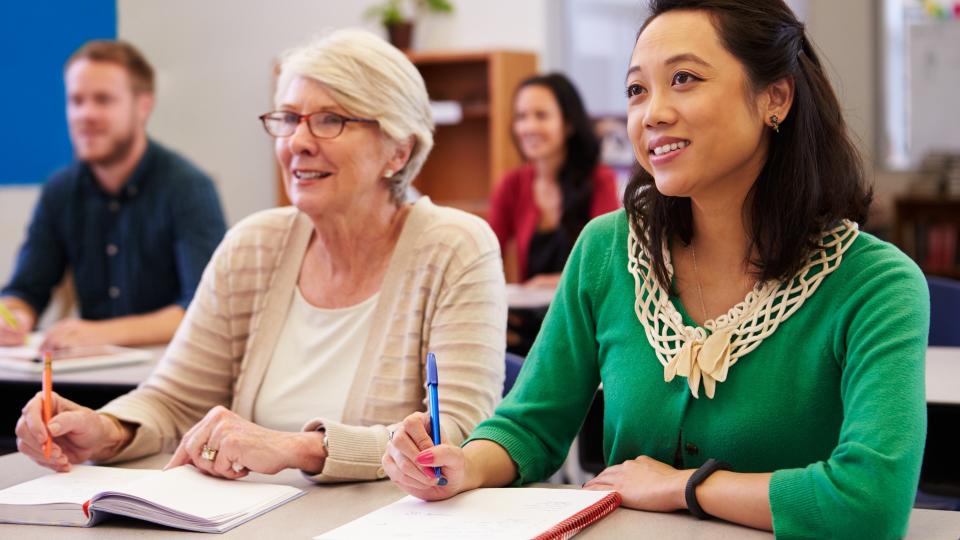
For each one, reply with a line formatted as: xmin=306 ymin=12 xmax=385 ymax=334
xmin=253 ymin=287 xmax=380 ymax=432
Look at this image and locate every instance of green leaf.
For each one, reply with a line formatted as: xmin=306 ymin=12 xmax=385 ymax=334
xmin=366 ymin=0 xmax=453 ymax=26
xmin=423 ymin=0 xmax=454 ymax=13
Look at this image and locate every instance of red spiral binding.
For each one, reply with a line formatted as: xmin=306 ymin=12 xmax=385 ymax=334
xmin=533 ymin=491 xmax=622 ymax=540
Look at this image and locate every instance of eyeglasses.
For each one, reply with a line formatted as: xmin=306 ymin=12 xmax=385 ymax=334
xmin=258 ymin=111 xmax=378 ymax=139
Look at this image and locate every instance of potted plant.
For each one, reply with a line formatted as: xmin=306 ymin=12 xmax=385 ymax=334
xmin=365 ymin=0 xmax=454 ymax=51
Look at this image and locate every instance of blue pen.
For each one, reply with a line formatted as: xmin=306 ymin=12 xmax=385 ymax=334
xmin=426 ymin=352 xmax=447 ymax=486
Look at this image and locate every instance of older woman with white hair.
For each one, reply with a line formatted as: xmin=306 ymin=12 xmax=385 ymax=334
xmin=14 ymin=29 xmax=506 ymax=482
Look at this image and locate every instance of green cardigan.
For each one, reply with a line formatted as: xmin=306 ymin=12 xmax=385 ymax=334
xmin=468 ymin=210 xmax=928 ymax=539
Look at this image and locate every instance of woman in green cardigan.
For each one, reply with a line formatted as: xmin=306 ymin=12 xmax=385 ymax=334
xmin=382 ymin=1 xmax=929 ymax=538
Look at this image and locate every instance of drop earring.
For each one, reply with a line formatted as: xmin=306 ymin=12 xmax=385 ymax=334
xmin=769 ymin=114 xmax=780 ymax=134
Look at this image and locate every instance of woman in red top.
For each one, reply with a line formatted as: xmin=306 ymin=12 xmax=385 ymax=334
xmin=488 ymin=73 xmax=621 ymax=287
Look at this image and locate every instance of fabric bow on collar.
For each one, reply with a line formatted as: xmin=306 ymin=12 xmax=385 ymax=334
xmin=663 ymin=327 xmax=735 ymax=399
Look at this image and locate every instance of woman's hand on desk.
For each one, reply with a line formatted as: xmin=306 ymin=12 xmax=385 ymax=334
xmin=583 ymin=455 xmax=692 ymax=512
xmin=15 ymin=392 xmax=129 ymax=471
xmin=164 ymin=406 xmax=327 ymax=479
xmin=382 ymin=412 xmax=465 ymax=501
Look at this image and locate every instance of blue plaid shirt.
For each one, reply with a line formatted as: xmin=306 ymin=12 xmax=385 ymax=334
xmin=2 ymin=140 xmax=226 ymax=320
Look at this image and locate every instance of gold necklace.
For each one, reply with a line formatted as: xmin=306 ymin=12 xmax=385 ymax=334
xmin=690 ymin=243 xmax=709 ymax=324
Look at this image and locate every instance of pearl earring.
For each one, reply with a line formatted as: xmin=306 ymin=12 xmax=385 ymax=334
xmin=384 ymin=169 xmax=394 ymax=179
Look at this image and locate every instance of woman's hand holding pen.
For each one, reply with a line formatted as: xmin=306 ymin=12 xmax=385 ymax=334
xmin=164 ymin=405 xmax=327 ymax=479
xmin=382 ymin=411 xmax=466 ymax=501
xmin=15 ymin=392 xmax=128 ymax=472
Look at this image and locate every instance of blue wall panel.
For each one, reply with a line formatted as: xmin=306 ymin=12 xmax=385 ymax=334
xmin=0 ymin=1 xmax=116 ymax=185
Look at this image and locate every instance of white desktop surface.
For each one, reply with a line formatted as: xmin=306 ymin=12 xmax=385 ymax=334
xmin=926 ymin=347 xmax=960 ymax=405
xmin=0 ymin=453 xmax=957 ymax=539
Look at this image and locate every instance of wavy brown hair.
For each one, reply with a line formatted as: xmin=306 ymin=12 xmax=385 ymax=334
xmin=624 ymin=0 xmax=872 ymax=289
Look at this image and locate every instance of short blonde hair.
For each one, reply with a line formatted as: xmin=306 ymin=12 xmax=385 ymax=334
xmin=275 ymin=29 xmax=434 ymax=203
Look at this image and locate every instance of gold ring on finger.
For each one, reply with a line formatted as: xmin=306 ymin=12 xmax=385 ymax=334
xmin=200 ymin=444 xmax=218 ymax=461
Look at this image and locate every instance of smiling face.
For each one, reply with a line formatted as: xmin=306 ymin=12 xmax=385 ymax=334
xmin=513 ymin=84 xmax=568 ymax=163
xmin=625 ymin=10 xmax=771 ymax=199
xmin=274 ymin=76 xmax=399 ymax=217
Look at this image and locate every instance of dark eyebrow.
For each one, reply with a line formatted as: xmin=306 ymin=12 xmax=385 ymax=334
xmin=665 ymin=53 xmax=713 ymax=68
xmin=625 ymin=53 xmax=714 ymax=82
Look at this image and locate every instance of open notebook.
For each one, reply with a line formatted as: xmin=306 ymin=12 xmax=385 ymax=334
xmin=0 ymin=465 xmax=304 ymax=533
xmin=0 ymin=333 xmax=153 ymax=373
xmin=315 ymin=487 xmax=621 ymax=540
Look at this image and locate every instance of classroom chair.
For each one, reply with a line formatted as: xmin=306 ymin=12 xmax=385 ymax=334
xmin=577 ymin=390 xmax=606 ymax=476
xmin=928 ymin=276 xmax=960 ymax=347
xmin=503 ymin=352 xmax=524 ymax=397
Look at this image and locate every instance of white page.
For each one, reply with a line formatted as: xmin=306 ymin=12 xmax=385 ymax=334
xmin=315 ymin=488 xmax=616 ymax=540
xmin=110 ymin=465 xmax=303 ymax=520
xmin=0 ymin=466 xmax=156 ymax=506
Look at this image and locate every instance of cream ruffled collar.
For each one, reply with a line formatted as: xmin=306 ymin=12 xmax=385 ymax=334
xmin=626 ymin=220 xmax=859 ymax=399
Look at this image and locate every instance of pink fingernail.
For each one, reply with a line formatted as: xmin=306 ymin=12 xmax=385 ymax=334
xmin=416 ymin=451 xmax=433 ymax=465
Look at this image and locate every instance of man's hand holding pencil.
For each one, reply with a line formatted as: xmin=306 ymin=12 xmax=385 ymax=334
xmin=0 ymin=300 xmax=31 ymax=346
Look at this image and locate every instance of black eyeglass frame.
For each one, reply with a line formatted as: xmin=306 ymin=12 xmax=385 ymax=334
xmin=258 ymin=111 xmax=379 ymax=139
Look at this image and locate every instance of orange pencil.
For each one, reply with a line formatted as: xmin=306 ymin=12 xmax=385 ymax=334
xmin=42 ymin=350 xmax=53 ymax=459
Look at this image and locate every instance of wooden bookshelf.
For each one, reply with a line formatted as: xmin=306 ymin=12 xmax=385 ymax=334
xmin=894 ymin=197 xmax=960 ymax=279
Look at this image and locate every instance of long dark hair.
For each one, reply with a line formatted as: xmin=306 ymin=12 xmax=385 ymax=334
xmin=624 ymin=0 xmax=872 ymax=289
xmin=513 ymin=73 xmax=601 ymax=241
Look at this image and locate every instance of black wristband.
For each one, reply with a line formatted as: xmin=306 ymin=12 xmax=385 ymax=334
xmin=685 ymin=458 xmax=732 ymax=520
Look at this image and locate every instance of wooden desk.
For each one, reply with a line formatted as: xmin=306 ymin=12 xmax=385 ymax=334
xmin=0 ymin=453 xmax=958 ymax=539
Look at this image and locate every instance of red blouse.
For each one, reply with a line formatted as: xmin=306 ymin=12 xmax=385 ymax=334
xmin=487 ymin=164 xmax=621 ymax=281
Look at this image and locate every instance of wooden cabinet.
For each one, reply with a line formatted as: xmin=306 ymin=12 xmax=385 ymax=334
xmin=408 ymin=51 xmax=537 ymax=216
xmin=894 ymin=197 xmax=960 ymax=279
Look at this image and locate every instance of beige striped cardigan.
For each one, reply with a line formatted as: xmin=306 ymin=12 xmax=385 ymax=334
xmin=100 ymin=197 xmax=506 ymax=481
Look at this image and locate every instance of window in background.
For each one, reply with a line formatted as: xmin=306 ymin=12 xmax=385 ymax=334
xmin=881 ymin=0 xmax=960 ymax=170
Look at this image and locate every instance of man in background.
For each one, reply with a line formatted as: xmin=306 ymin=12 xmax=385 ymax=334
xmin=0 ymin=40 xmax=225 ymax=348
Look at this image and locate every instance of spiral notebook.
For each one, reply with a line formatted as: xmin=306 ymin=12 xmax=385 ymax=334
xmin=315 ymin=487 xmax=621 ymax=540
xmin=0 ymin=465 xmax=304 ymax=533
